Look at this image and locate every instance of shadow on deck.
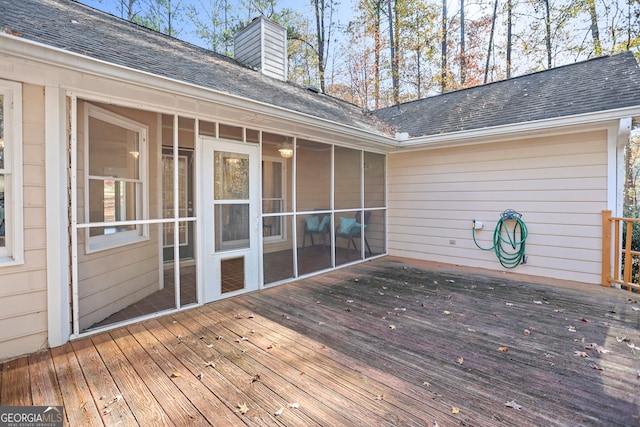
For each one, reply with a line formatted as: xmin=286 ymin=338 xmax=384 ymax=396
xmin=1 ymin=256 xmax=639 ymax=426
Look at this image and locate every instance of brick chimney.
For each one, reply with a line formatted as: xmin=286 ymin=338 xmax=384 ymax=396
xmin=234 ymin=16 xmax=288 ymax=82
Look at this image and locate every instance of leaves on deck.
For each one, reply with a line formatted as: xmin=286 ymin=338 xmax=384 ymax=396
xmin=171 ymin=371 xmax=182 ymax=378
xmin=274 ymin=407 xmax=284 ymax=416
xmin=250 ymin=374 xmax=261 ymax=384
xmin=498 ymin=346 xmax=509 ymax=352
xmin=288 ymin=402 xmax=300 ymax=408
xmin=101 ymin=394 xmax=123 ymax=415
xmin=451 ymin=406 xmax=460 ymax=414
xmin=573 ymin=351 xmax=589 ymax=358
xmin=505 ymin=400 xmax=522 ymax=410
xmin=236 ymin=402 xmax=249 ymax=415
xmin=456 ymin=356 xmax=464 ymax=365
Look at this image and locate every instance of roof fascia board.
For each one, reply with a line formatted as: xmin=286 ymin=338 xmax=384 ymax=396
xmin=393 ymin=107 xmax=640 ymax=152
xmin=0 ymin=34 xmax=394 ymax=151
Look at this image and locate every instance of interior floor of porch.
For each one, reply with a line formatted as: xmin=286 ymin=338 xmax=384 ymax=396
xmin=2 ymin=256 xmax=639 ymax=426
xmin=89 ymin=244 xmax=378 ymax=331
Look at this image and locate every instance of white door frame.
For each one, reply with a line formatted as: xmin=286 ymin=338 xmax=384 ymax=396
xmin=199 ymin=137 xmax=260 ymax=303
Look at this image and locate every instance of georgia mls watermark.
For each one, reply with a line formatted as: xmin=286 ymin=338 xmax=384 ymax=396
xmin=0 ymin=406 xmax=63 ymax=427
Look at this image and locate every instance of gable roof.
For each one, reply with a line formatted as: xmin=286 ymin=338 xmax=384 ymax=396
xmin=1 ymin=0 xmax=640 ymax=143
xmin=0 ymin=0 xmax=383 ymax=135
xmin=372 ymin=52 xmax=640 ymax=138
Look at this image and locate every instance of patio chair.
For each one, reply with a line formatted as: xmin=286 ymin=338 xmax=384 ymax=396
xmin=302 ymin=214 xmax=331 ymax=248
xmin=336 ymin=211 xmax=372 ymax=257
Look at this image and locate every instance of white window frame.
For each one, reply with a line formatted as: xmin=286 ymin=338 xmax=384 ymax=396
xmin=0 ymin=80 xmax=24 ymax=265
xmin=262 ymin=155 xmax=287 ymax=243
xmin=83 ymin=103 xmax=149 ymax=252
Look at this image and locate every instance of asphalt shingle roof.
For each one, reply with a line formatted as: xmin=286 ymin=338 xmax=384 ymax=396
xmin=372 ymin=52 xmax=640 ymax=137
xmin=2 ymin=0 xmax=640 ymax=140
xmin=0 ymin=0 xmax=383 ymax=135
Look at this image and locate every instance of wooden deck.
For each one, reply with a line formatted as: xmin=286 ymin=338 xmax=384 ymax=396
xmin=1 ymin=256 xmax=639 ymax=426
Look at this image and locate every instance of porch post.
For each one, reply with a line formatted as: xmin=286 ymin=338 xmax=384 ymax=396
xmin=601 ymin=210 xmax=611 ymax=287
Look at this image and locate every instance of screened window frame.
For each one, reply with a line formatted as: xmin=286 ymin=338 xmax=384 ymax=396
xmin=0 ymin=80 xmax=24 ymax=265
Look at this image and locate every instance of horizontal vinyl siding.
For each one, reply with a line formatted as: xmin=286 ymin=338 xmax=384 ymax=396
xmin=387 ymin=131 xmax=608 ymax=284
xmin=0 ymin=84 xmax=48 ymax=361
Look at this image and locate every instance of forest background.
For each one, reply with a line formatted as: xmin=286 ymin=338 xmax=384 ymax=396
xmin=80 ymin=0 xmax=639 ymax=110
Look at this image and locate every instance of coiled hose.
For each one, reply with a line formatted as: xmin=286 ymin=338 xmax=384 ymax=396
xmin=472 ymin=210 xmax=528 ymax=269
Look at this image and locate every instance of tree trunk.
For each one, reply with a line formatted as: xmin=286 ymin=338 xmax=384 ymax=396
xmin=506 ymin=0 xmax=512 ymax=78
xmin=441 ymin=0 xmax=447 ymax=93
xmin=544 ymin=0 xmax=552 ymax=68
xmin=587 ymin=0 xmax=602 ymax=56
xmin=314 ymin=0 xmax=326 ymax=93
xmin=460 ymin=0 xmax=466 ymax=85
xmin=374 ymin=4 xmax=381 ymax=109
xmin=388 ymin=0 xmax=399 ymax=104
xmin=484 ymin=0 xmax=498 ymax=84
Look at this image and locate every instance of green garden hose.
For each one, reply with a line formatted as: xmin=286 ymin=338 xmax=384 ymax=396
xmin=472 ymin=209 xmax=528 ymax=269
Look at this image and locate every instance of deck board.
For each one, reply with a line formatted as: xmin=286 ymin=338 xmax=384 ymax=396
xmin=1 ymin=257 xmax=639 ymax=426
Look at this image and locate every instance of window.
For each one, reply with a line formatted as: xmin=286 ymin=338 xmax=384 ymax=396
xmin=0 ymin=80 xmax=23 ymax=264
xmin=85 ymin=104 xmax=148 ymax=251
xmin=262 ymin=157 xmax=285 ymax=241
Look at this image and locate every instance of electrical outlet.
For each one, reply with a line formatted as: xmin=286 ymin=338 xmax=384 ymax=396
xmin=449 ymin=239 xmax=456 ymax=245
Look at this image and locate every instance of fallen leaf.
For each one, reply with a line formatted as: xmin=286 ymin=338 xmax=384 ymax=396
xmin=267 ymin=343 xmax=278 ymax=349
xmin=250 ymin=374 xmax=261 ymax=383
xmin=288 ymin=402 xmax=300 ymax=408
xmin=103 ymin=407 xmax=112 ymax=415
xmin=274 ymin=407 xmax=284 ymax=416
xmin=197 ymin=372 xmax=204 ymax=380
xmin=347 ymin=299 xmax=354 ymax=303
xmin=579 ymin=317 xmax=590 ymax=323
xmin=389 ymin=324 xmax=397 ymax=330
xmin=171 ymin=372 xmax=182 ymax=378
xmin=375 ymin=394 xmax=384 ymax=400
xmin=505 ymin=302 xmax=514 ymax=307
xmin=456 ymin=356 xmax=464 ymax=365
xmin=451 ymin=406 xmax=460 ymax=414
xmin=533 ymin=300 xmax=543 ymax=305
xmin=616 ymin=336 xmax=630 ymax=343
xmin=216 ymin=335 xmax=223 ymax=340
xmin=204 ymin=361 xmax=215 ymax=368
xmin=422 ymin=381 xmax=431 ymax=387
xmin=567 ymin=326 xmax=577 ymax=332
xmin=248 ymin=313 xmax=255 ymax=318
xmin=523 ymin=329 xmax=531 ymax=336
xmin=632 ymin=306 xmax=640 ymax=312
xmin=206 ymin=344 xmax=213 ymax=348
xmin=505 ymin=400 xmax=522 ymax=410
xmin=443 ymin=310 xmax=451 ymax=315
xmin=467 ymin=328 xmax=476 ymax=332
xmin=573 ymin=351 xmax=589 ymax=358
xmin=498 ymin=346 xmax=509 ymax=352
xmin=237 ymin=402 xmax=249 ymax=415
xmin=590 ymin=364 xmax=603 ymax=371
xmin=554 ymin=309 xmax=565 ymax=313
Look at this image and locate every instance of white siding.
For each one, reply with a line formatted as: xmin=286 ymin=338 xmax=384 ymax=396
xmin=0 ymin=84 xmax=48 ymax=360
xmin=387 ymin=131 xmax=608 ymax=284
